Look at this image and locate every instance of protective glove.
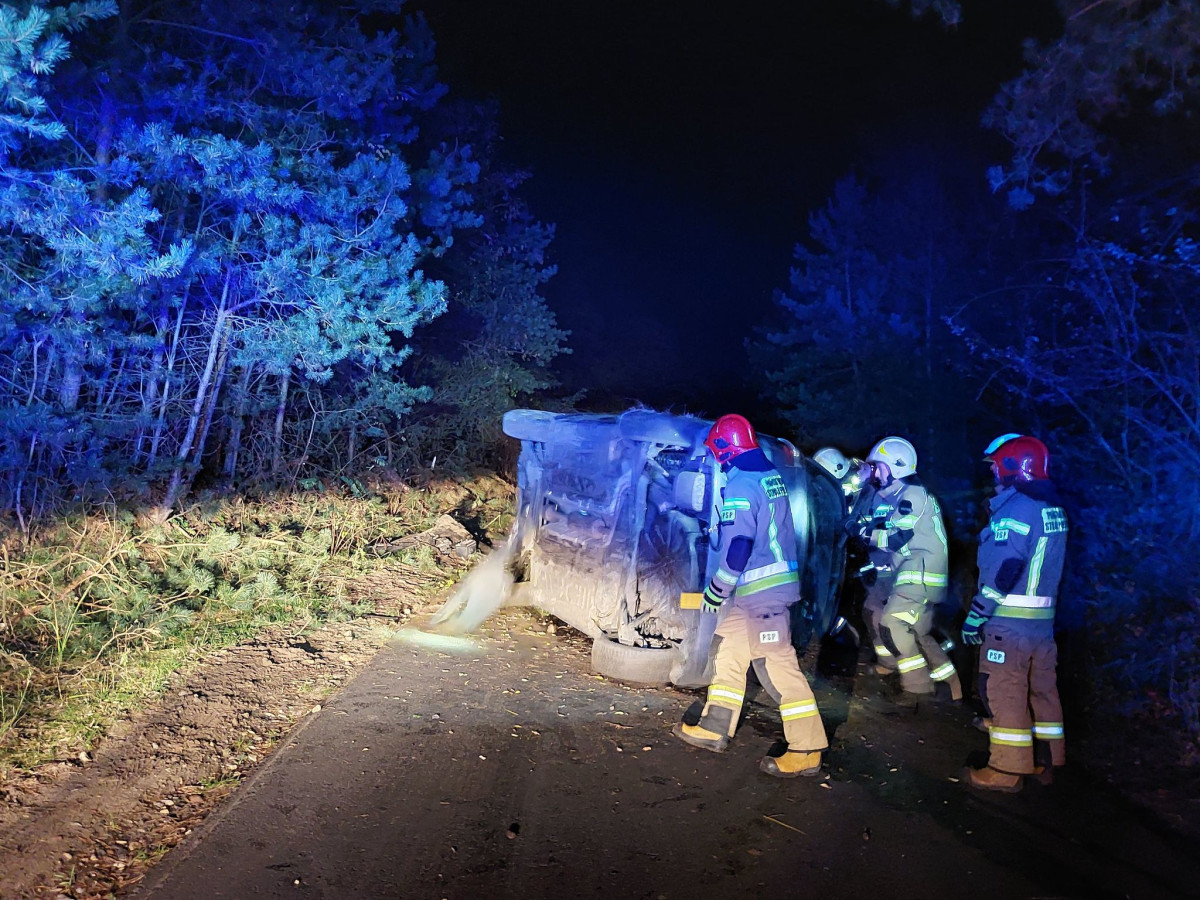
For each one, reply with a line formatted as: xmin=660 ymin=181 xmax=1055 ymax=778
xmin=701 ymin=585 xmax=723 ymax=614
xmin=841 ymin=514 xmax=866 ymax=539
xmin=961 ymin=609 xmax=988 ymax=646
xmin=857 ymin=563 xmax=878 ymax=587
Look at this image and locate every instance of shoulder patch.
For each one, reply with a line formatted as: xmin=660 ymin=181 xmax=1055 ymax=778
xmin=1042 ymin=506 xmax=1068 ymax=534
xmin=898 ymin=499 xmax=913 ymax=515
xmin=721 ymin=497 xmax=750 ymax=523
xmin=760 ymin=474 xmax=787 ymax=500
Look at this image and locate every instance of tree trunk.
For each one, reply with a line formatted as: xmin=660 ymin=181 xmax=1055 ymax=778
xmin=23 ymin=337 xmax=45 ymax=407
xmin=193 ymin=331 xmax=231 ymax=472
xmin=135 ymin=305 xmax=170 ymax=463
xmin=223 ymin=362 xmax=253 ymax=481
xmin=147 ymin=296 xmax=189 ymax=468
xmin=271 ymin=371 xmax=290 ymax=477
xmin=58 ymin=355 xmax=82 ymax=413
xmin=155 ymin=297 xmax=230 ymax=520
xmin=346 ymin=421 xmax=358 ymax=473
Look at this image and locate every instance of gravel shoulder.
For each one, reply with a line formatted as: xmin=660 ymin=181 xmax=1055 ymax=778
xmin=0 ymin=610 xmax=404 ymax=900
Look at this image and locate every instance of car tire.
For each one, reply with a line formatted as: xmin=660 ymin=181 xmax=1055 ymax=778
xmin=590 ymin=637 xmax=678 ymax=685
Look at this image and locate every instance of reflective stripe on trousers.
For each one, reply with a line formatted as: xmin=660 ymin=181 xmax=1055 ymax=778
xmin=978 ymin=631 xmax=1065 ymax=773
xmin=697 ymin=604 xmax=828 ymax=752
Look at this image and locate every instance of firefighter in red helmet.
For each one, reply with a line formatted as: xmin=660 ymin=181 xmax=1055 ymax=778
xmin=964 ymin=434 xmax=1069 ymax=792
xmin=674 ymin=414 xmax=829 ymax=777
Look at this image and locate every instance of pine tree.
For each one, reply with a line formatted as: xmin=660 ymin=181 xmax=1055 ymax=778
xmin=404 ymin=102 xmax=569 ymax=466
xmin=0 ymin=1 xmax=505 ymax=519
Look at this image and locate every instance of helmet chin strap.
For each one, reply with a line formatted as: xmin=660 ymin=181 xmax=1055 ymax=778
xmin=996 ymin=458 xmax=1035 ymax=486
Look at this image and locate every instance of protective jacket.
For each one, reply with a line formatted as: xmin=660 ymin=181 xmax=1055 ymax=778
xmin=973 ymin=482 xmax=1068 ymax=636
xmin=703 ymin=448 xmax=800 ymax=611
xmin=867 ymin=478 xmax=948 ymax=593
xmin=972 ymin=480 xmax=1069 ymax=774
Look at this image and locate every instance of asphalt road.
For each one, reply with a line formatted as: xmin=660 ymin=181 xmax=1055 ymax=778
xmin=132 ymin=610 xmax=1200 ymax=900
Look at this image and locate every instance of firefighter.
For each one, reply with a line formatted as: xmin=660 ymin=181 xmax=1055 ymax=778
xmin=815 ymin=446 xmax=881 ymax=661
xmin=969 ymin=432 xmax=1024 ymax=734
xmin=862 ymin=437 xmax=960 ymax=700
xmin=673 ymin=414 xmax=829 ymax=778
xmin=814 ymin=447 xmax=870 ymax=507
xmin=963 ymin=435 xmax=1068 ymax=792
xmin=854 ymin=478 xmax=898 ymax=678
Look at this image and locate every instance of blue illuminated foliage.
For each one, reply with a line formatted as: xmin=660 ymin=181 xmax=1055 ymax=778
xmin=985 ymin=1 xmax=1200 ymax=208
xmin=0 ymin=2 xmax=117 ymax=148
xmin=966 ymin=2 xmax=1200 ymax=734
xmin=0 ymin=0 xmax=565 ymax=522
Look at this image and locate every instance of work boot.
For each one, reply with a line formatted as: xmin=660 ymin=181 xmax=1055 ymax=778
xmin=759 ymin=750 xmax=823 ymax=778
xmin=971 ymin=715 xmax=992 ymax=734
xmin=672 ymin=722 xmax=729 ymax=753
xmin=966 ymin=765 xmax=1023 ymax=793
xmin=932 ymin=676 xmax=963 ymax=702
xmin=874 ymin=664 xmax=895 ymax=676
xmin=1030 ymin=765 xmax=1054 ymax=786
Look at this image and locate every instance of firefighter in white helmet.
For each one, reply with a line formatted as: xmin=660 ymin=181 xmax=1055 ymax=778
xmin=860 ymin=436 xmax=959 ymax=699
xmin=814 ymin=447 xmax=870 ymax=504
xmin=815 ymin=445 xmax=875 ymax=648
xmin=815 ymin=448 xmax=896 ymax=677
xmin=673 ymin=414 xmax=828 ymax=777
xmin=964 ymin=435 xmax=1068 ymax=792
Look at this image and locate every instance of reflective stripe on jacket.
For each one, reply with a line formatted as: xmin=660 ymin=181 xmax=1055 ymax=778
xmin=867 ymin=480 xmax=948 ymax=593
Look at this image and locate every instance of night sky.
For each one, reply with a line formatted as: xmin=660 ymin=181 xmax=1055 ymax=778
xmin=419 ymin=0 xmax=1059 ymax=420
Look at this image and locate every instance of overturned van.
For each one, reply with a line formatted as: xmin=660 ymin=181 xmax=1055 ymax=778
xmin=501 ymin=408 xmax=846 ymax=687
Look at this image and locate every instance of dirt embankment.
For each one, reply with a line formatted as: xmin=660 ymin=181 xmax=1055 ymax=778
xmin=0 ymin=601 xmax=418 ymax=899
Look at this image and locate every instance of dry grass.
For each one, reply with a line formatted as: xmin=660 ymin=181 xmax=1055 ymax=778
xmin=0 ymin=472 xmax=514 ymax=771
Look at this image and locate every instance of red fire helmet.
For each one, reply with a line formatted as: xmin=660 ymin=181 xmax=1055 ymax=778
xmin=985 ymin=435 xmax=1050 ymax=484
xmin=704 ymin=414 xmax=759 ymax=463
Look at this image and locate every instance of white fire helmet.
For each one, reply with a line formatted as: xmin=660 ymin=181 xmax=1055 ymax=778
xmin=867 ymin=436 xmax=918 ymax=480
xmin=814 ymin=447 xmax=851 ymax=479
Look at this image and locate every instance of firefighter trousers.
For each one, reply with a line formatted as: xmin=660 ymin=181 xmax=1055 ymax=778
xmin=879 ymin=583 xmax=955 ymax=694
xmin=697 ymin=604 xmax=828 ymax=752
xmin=978 ymin=629 xmax=1065 ymax=774
xmin=863 ymin=575 xmax=897 ymax=670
